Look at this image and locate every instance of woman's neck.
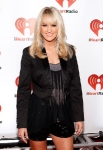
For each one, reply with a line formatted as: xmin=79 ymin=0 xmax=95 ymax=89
xmin=44 ymin=41 xmax=56 ymax=50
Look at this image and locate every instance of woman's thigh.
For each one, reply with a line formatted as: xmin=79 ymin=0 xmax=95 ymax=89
xmin=29 ymin=140 xmax=47 ymax=150
xmin=50 ymin=134 xmax=73 ymax=150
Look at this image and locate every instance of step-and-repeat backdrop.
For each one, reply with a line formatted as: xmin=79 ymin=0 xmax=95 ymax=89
xmin=0 ymin=0 xmax=103 ymax=138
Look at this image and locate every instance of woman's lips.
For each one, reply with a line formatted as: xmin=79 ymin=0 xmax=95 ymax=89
xmin=45 ymin=33 xmax=53 ymax=36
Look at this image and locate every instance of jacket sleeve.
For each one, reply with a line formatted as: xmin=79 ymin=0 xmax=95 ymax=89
xmin=17 ymin=47 xmax=32 ymax=128
xmin=70 ymin=48 xmax=84 ymax=122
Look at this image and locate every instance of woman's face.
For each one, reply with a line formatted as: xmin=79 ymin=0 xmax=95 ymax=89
xmin=40 ymin=15 xmax=58 ymax=43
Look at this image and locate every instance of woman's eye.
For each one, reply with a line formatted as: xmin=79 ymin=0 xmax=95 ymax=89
xmin=42 ymin=24 xmax=47 ymax=27
xmin=42 ymin=24 xmax=56 ymax=27
xmin=52 ymin=24 xmax=56 ymax=27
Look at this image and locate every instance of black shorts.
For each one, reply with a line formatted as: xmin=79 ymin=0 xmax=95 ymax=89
xmin=29 ymin=121 xmax=74 ymax=141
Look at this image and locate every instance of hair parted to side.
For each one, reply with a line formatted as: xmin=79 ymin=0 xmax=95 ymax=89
xmin=29 ymin=6 xmax=73 ymax=59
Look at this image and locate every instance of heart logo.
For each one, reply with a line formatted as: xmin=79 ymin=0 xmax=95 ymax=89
xmin=90 ymin=19 xmax=103 ymax=36
xmin=15 ymin=18 xmax=36 ymax=35
xmin=0 ymin=105 xmax=1 ymax=112
xmin=88 ymin=74 xmax=103 ymax=90
xmin=56 ymin=0 xmax=76 ymax=7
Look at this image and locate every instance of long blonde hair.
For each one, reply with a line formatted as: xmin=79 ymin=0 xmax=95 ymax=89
xmin=29 ymin=6 xmax=73 ymax=59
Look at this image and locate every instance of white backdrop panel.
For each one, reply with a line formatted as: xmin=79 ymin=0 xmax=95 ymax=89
xmin=0 ymin=0 xmax=103 ymax=137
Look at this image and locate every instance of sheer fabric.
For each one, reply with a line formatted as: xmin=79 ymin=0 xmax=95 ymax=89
xmin=27 ymin=63 xmax=74 ymax=135
xmin=49 ymin=63 xmax=66 ymax=105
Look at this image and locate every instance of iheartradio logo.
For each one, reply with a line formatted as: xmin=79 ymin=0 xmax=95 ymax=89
xmin=88 ymin=74 xmax=103 ymax=90
xmin=56 ymin=0 xmax=76 ymax=7
xmin=90 ymin=19 xmax=103 ymax=36
xmin=15 ymin=76 xmax=19 ymax=87
xmin=0 ymin=105 xmax=1 ymax=112
xmin=15 ymin=18 xmax=36 ymax=36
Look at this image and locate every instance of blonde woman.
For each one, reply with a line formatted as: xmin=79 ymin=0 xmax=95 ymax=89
xmin=17 ymin=6 xmax=84 ymax=150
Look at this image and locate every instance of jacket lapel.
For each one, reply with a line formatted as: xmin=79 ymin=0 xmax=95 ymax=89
xmin=60 ymin=58 xmax=67 ymax=72
xmin=41 ymin=57 xmax=50 ymax=73
xmin=60 ymin=58 xmax=68 ymax=86
xmin=40 ymin=47 xmax=51 ymax=74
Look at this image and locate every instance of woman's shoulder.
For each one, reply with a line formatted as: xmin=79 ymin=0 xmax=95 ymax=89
xmin=23 ymin=46 xmax=30 ymax=55
xmin=67 ymin=44 xmax=75 ymax=53
xmin=21 ymin=46 xmax=34 ymax=64
xmin=65 ymin=43 xmax=75 ymax=60
xmin=22 ymin=46 xmax=34 ymax=59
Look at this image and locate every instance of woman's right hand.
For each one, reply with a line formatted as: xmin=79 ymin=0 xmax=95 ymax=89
xmin=18 ymin=128 xmax=28 ymax=143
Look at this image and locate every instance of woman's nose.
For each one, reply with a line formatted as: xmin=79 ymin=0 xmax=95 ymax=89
xmin=47 ymin=26 xmax=52 ymax=32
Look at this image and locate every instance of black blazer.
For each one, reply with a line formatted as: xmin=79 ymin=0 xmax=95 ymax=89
xmin=17 ymin=46 xmax=84 ymax=128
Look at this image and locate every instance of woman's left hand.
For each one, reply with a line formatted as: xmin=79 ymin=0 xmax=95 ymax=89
xmin=75 ymin=121 xmax=84 ymax=136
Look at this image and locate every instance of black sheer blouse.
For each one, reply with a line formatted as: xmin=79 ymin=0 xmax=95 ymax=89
xmin=27 ymin=63 xmax=74 ymax=135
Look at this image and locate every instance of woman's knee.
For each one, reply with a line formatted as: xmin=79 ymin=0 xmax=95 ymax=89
xmin=29 ymin=139 xmax=47 ymax=150
xmin=50 ymin=134 xmax=73 ymax=150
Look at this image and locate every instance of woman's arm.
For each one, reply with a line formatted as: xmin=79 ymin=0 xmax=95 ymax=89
xmin=17 ymin=47 xmax=32 ymax=128
xmin=70 ymin=48 xmax=84 ymax=121
xmin=70 ymin=48 xmax=84 ymax=136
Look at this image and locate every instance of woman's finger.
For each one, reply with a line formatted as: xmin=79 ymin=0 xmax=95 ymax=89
xmin=25 ymin=130 xmax=29 ymax=140
xmin=75 ymin=122 xmax=84 ymax=136
xmin=75 ymin=123 xmax=79 ymax=133
xmin=76 ymin=127 xmax=83 ymax=136
xmin=21 ymin=135 xmax=27 ymax=144
xmin=18 ymin=129 xmax=28 ymax=143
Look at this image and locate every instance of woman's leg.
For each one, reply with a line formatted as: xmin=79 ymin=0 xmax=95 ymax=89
xmin=50 ymin=134 xmax=73 ymax=150
xmin=29 ymin=140 xmax=47 ymax=150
